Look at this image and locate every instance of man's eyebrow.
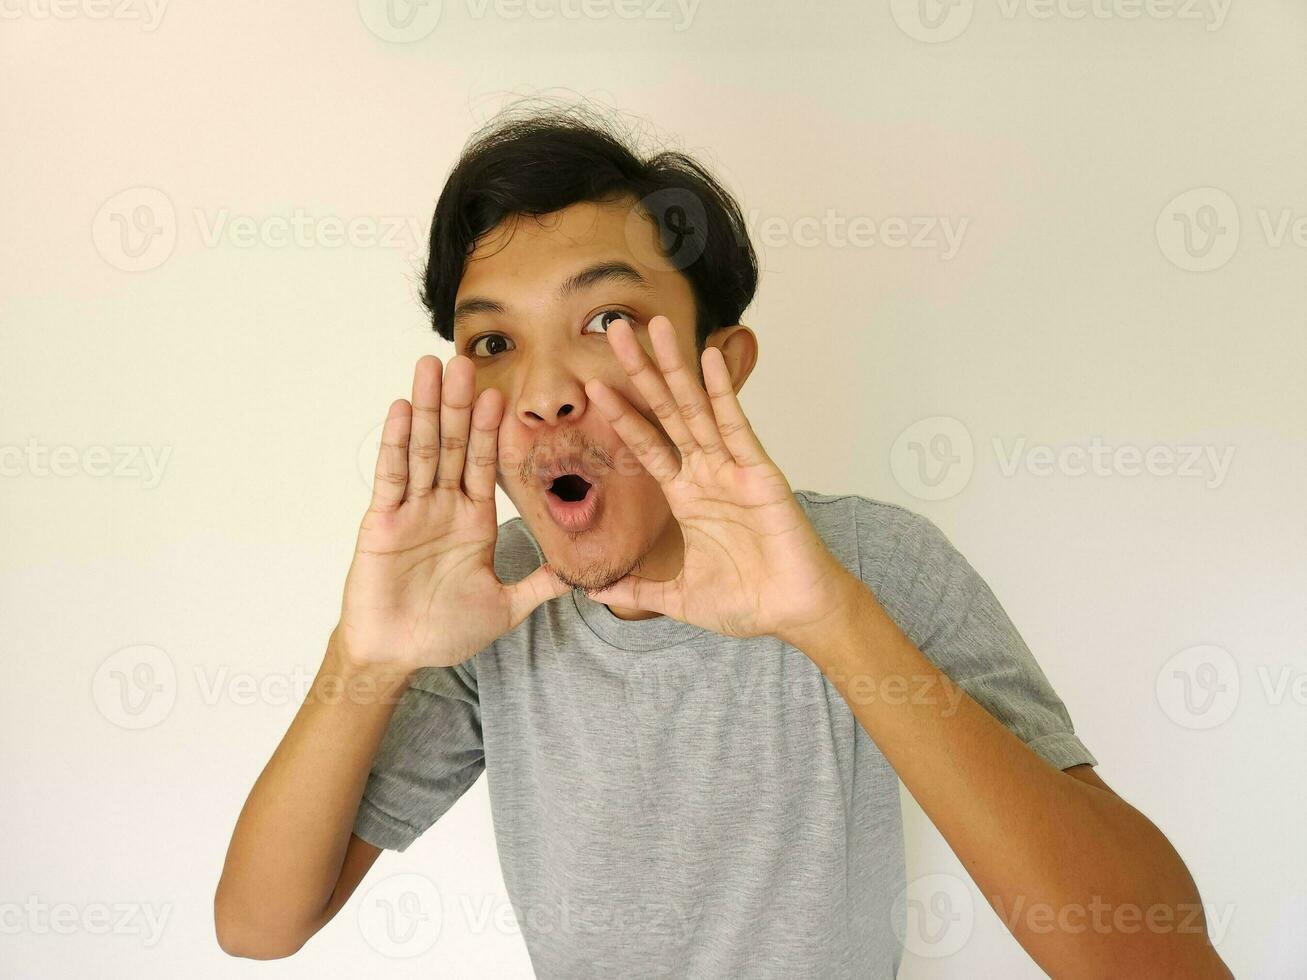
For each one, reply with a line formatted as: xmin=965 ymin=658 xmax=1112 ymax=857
xmin=556 ymin=260 xmax=654 ymax=300
xmin=452 ymin=297 xmax=505 ymax=328
xmin=452 ymin=260 xmax=654 ymax=329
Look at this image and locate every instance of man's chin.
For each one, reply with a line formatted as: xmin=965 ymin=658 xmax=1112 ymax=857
xmin=544 ymin=553 xmax=643 ymax=596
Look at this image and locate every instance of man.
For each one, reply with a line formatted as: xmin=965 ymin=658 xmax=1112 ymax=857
xmin=215 ymin=104 xmax=1231 ymax=977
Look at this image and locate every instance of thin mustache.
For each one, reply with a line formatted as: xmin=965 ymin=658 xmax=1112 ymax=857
xmin=517 ymin=436 xmax=615 ymax=486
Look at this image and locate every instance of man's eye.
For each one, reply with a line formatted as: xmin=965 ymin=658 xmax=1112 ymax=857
xmin=469 ymin=334 xmax=514 ymax=357
xmin=583 ymin=310 xmax=636 ymax=335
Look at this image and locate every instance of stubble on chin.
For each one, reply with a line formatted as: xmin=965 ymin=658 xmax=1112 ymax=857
xmin=547 ymin=548 xmax=648 ymax=596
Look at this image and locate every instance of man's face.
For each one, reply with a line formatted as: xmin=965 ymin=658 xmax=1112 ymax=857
xmin=451 ymin=197 xmax=702 ymax=593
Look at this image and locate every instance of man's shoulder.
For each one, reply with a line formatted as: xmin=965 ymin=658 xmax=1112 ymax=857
xmin=792 ymin=488 xmax=921 ymax=528
xmin=791 ymin=488 xmax=942 ymax=590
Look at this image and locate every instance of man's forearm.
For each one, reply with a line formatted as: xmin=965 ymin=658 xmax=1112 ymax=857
xmin=780 ymin=574 xmax=1231 ymax=978
xmin=213 ymin=631 xmax=412 ymax=957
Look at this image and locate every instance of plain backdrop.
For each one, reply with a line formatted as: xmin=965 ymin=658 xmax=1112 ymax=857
xmin=3 ymin=1 xmax=1304 ymax=976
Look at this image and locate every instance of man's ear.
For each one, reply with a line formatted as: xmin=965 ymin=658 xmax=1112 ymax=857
xmin=703 ymin=324 xmax=758 ymax=393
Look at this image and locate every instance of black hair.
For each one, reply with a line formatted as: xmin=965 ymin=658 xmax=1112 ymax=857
xmin=421 ymin=101 xmax=758 ymax=350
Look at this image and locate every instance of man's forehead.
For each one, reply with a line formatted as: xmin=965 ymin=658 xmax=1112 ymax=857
xmin=464 ymin=199 xmax=648 ymax=267
xmin=455 ymin=199 xmax=681 ymax=307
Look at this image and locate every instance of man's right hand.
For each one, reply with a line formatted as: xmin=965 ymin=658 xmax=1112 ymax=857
xmin=334 ymin=354 xmax=568 ymax=674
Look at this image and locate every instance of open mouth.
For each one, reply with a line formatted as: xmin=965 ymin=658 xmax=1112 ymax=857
xmin=542 ymin=471 xmax=602 ymax=532
xmin=548 ymin=473 xmax=593 ymax=503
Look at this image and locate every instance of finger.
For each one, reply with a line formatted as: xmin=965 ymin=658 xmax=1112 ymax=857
xmin=434 ymin=355 xmax=475 ymax=492
xmin=648 ymin=315 xmax=730 ymax=464
xmin=370 ymin=399 xmax=412 ymax=512
xmin=604 ymin=317 xmax=700 ymax=462
xmin=702 ymin=345 xmax=769 ymax=468
xmin=463 ymin=387 xmax=504 ymax=504
xmin=505 ymin=562 xmax=572 ymax=626
xmin=406 ymin=355 xmax=442 ymax=496
xmin=586 ymin=572 xmax=671 ymax=617
xmin=584 ymin=377 xmax=681 ymax=485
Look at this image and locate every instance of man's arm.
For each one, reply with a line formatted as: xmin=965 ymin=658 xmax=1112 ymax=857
xmin=781 ymin=582 xmax=1232 ymax=979
xmin=213 ymin=634 xmax=409 ymax=958
xmin=215 ymin=356 xmax=566 ymax=958
xmin=575 ymin=316 xmax=1231 ymax=974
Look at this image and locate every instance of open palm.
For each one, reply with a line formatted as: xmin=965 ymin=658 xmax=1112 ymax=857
xmin=582 ymin=316 xmax=853 ymax=640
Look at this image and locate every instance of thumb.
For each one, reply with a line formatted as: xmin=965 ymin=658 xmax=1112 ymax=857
xmin=586 ymin=573 xmax=669 ymax=617
xmin=505 ymin=562 xmax=571 ymax=625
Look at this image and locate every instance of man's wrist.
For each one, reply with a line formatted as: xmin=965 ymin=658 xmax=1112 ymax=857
xmin=775 ymin=567 xmax=873 ymax=654
xmin=320 ymin=627 xmax=418 ymax=704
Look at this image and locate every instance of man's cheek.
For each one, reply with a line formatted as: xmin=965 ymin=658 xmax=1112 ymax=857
xmin=496 ymin=440 xmax=531 ymax=486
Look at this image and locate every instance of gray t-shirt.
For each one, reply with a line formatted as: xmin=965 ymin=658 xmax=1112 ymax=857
xmin=352 ymin=490 xmax=1097 ymax=978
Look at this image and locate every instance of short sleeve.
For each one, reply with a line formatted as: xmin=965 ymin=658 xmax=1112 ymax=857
xmin=351 ymin=659 xmax=485 ymax=852
xmin=866 ymin=506 xmax=1098 ymax=772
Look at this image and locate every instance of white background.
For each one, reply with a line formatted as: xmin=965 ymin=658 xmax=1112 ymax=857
xmin=2 ymin=1 xmax=1304 ymax=976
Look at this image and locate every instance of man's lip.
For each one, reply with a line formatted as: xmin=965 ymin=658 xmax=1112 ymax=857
xmin=535 ymin=460 xmax=603 ymax=487
xmin=542 ymin=478 xmax=603 ymax=532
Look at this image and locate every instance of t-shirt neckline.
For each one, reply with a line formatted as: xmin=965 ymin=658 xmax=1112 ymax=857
xmin=570 ymin=589 xmax=708 ymax=652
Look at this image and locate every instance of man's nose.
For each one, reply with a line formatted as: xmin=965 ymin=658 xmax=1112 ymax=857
xmin=515 ymin=364 xmax=589 ymax=429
